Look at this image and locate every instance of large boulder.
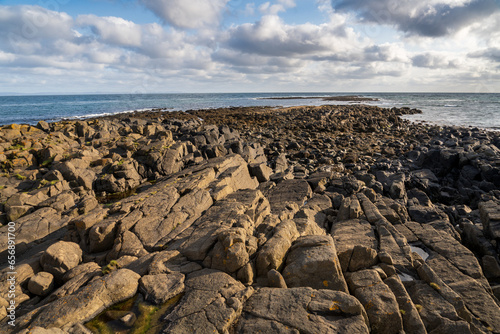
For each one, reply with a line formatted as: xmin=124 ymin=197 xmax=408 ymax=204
xmin=24 ymin=269 xmax=140 ymax=329
xmin=162 ymin=269 xmax=253 ymax=333
xmin=237 ymin=287 xmax=369 ymax=333
xmin=282 ymin=235 xmax=348 ymax=293
xmin=347 ymin=269 xmax=403 ymax=334
xmin=40 ymin=241 xmax=83 ymax=281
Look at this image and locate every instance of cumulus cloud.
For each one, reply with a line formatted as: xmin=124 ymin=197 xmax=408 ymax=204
xmin=76 ymin=15 xmax=142 ymax=47
xmin=331 ymin=0 xmax=500 ymax=37
xmin=0 ymin=2 xmax=498 ymax=93
xmin=225 ymin=15 xmax=361 ymax=58
xmin=412 ymin=52 xmax=460 ymax=68
xmin=469 ymin=47 xmax=500 ymax=62
xmin=0 ymin=5 xmax=74 ymax=53
xmin=259 ymin=0 xmax=296 ymax=15
xmin=139 ymin=0 xmax=229 ymax=29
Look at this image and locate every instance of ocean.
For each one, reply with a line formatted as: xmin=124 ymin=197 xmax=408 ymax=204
xmin=0 ymin=93 xmax=499 ymax=130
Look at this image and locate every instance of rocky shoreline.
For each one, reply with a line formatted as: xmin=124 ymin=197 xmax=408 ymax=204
xmin=0 ymin=104 xmax=499 ymax=333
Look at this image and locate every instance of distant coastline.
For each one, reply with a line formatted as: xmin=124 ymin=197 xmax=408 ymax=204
xmin=0 ymin=92 xmax=498 ymax=130
xmin=257 ymin=95 xmax=379 ymax=102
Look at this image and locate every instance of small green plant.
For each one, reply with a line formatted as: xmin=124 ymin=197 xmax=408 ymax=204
xmin=415 ymin=304 xmax=423 ymax=313
xmin=399 ymin=309 xmax=406 ymax=315
xmin=429 ymin=282 xmax=440 ymax=290
xmin=41 ymin=156 xmax=54 ymax=167
xmin=7 ymin=144 xmax=24 ymax=151
xmin=0 ymin=185 xmax=5 ymax=190
xmin=102 ymin=260 xmax=119 ymax=275
xmin=14 ymin=173 xmax=26 ymax=180
xmin=117 ymin=159 xmax=124 ymax=166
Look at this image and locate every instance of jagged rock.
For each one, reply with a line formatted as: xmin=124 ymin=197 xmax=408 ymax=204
xmin=107 ymin=230 xmax=149 ymax=261
xmin=139 ymin=272 xmax=185 ymax=305
xmin=267 ymin=269 xmax=287 ymax=288
xmin=267 ymin=179 xmax=312 ymax=218
xmin=23 ymin=269 xmax=140 ymax=330
xmin=348 ymin=245 xmax=378 ymax=272
xmin=237 ymin=287 xmax=369 ymax=333
xmin=384 ymin=275 xmax=426 ymax=334
xmin=211 ymin=228 xmax=249 ymax=274
xmin=249 ymin=162 xmax=273 ymax=182
xmin=40 ymin=241 xmax=82 ymax=281
xmin=331 ymin=219 xmax=378 ymax=272
xmin=407 ymin=281 xmax=472 ymax=333
xmin=256 ymin=220 xmax=299 ymax=276
xmin=282 ymin=235 xmax=348 ymax=293
xmin=148 ymin=250 xmax=200 ymax=275
xmin=88 ymin=218 xmax=118 ymax=253
xmin=479 ymin=201 xmax=500 ymax=239
xmin=482 ymin=255 xmax=500 ymax=278
xmin=347 ymin=269 xmax=403 ymax=334
xmin=0 ymin=207 xmax=63 ymax=257
xmin=28 ymin=272 xmax=55 ymax=297
xmin=162 ymin=269 xmax=252 ymax=333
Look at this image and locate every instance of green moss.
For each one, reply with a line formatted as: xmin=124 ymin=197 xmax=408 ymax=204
xmin=7 ymin=144 xmax=24 ymax=151
xmin=0 ymin=185 xmax=5 ymax=190
xmin=41 ymin=156 xmax=54 ymax=167
xmin=415 ymin=304 xmax=423 ymax=313
xmin=102 ymin=260 xmax=120 ymax=275
xmin=85 ymin=319 xmax=114 ymax=334
xmin=131 ymin=294 xmax=183 ymax=334
xmin=14 ymin=173 xmax=26 ymax=180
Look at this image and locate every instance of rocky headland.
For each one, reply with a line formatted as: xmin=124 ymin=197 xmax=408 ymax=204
xmin=0 ymin=104 xmax=499 ymax=333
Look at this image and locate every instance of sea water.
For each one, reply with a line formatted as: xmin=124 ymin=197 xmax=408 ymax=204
xmin=0 ymin=92 xmax=498 ymax=130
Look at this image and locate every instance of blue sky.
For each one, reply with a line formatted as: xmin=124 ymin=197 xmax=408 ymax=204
xmin=0 ymin=0 xmax=499 ymax=94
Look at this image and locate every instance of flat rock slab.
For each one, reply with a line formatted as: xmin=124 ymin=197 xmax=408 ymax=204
xmin=267 ymin=179 xmax=312 ymax=216
xmin=237 ymin=287 xmax=369 ymax=333
xmin=139 ymin=272 xmax=185 ymax=305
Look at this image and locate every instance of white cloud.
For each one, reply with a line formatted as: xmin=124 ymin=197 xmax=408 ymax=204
xmin=139 ymin=0 xmax=229 ymax=29
xmin=331 ymin=0 xmax=500 ymax=37
xmin=259 ymin=0 xmax=296 ymax=15
xmin=76 ymin=15 xmax=142 ymax=47
xmin=0 ymin=3 xmax=498 ymax=93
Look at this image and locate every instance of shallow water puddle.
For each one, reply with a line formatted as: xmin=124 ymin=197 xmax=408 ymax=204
xmin=410 ymin=245 xmax=429 ymax=261
xmin=85 ymin=293 xmax=183 ymax=334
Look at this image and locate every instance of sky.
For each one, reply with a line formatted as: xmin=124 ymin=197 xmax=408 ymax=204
xmin=0 ymin=0 xmax=499 ymax=94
